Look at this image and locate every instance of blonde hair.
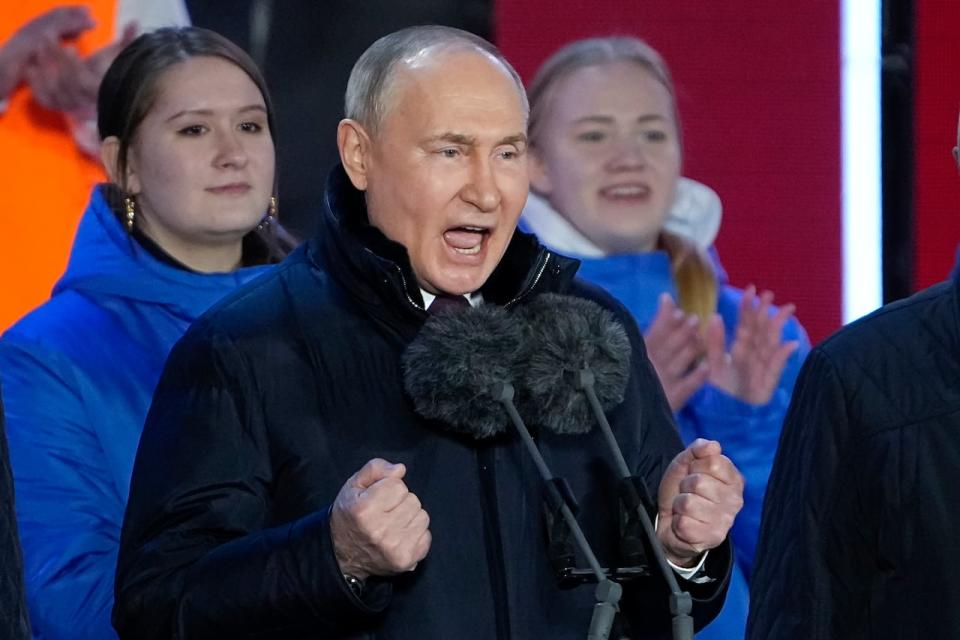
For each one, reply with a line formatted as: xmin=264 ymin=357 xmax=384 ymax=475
xmin=528 ymin=36 xmax=717 ymax=321
xmin=659 ymin=231 xmax=717 ymax=326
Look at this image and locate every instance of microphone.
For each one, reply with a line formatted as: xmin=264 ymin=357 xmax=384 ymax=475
xmin=402 ymin=303 xmax=622 ymax=640
xmin=516 ymin=293 xmax=694 ymax=640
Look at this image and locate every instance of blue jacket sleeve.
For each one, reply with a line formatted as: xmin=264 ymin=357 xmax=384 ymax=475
xmin=0 ymin=340 xmax=122 ymax=640
xmin=677 ymin=312 xmax=811 ymax=576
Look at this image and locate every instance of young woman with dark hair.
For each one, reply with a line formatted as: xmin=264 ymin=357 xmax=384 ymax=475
xmin=0 ymin=27 xmax=293 ymax=639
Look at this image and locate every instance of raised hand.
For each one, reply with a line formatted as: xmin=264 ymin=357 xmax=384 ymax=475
xmin=705 ymin=285 xmax=799 ymax=406
xmin=643 ymin=293 xmax=710 ymax=411
xmin=0 ymin=6 xmax=94 ymax=100
xmin=23 ymin=42 xmax=100 ymax=113
xmin=330 ymin=458 xmax=432 ymax=580
xmin=656 ymin=438 xmax=744 ymax=567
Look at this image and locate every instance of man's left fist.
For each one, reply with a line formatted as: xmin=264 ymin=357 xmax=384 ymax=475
xmin=656 ymin=438 xmax=744 ymax=567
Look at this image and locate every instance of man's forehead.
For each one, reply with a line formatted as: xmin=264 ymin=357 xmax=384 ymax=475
xmin=389 ymin=47 xmax=524 ymax=110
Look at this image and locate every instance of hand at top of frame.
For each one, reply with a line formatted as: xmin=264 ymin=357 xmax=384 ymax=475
xmin=0 ymin=6 xmax=94 ymax=101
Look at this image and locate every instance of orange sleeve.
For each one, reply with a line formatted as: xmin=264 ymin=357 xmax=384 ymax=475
xmin=0 ymin=1 xmax=115 ymax=331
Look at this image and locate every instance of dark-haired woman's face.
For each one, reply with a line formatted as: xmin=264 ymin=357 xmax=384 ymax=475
xmin=124 ymin=55 xmax=274 ymax=268
xmin=530 ymin=61 xmax=680 ymax=254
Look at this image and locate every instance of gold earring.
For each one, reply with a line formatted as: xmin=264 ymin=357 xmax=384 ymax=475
xmin=124 ymin=196 xmax=136 ymax=232
xmin=258 ymin=195 xmax=278 ymax=230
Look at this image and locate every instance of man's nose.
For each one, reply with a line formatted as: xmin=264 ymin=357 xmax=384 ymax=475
xmin=460 ymin=156 xmax=501 ymax=212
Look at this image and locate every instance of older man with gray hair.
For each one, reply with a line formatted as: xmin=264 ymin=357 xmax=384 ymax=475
xmin=114 ymin=26 xmax=739 ymax=639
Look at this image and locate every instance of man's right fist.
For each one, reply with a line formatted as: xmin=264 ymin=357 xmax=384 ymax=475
xmin=330 ymin=458 xmax=432 ymax=580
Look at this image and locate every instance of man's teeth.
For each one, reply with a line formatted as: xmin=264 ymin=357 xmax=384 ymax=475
xmin=453 ymin=244 xmax=482 ymax=255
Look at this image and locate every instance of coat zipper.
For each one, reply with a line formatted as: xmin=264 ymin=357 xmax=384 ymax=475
xmin=394 ymin=250 xmax=553 ymax=313
xmin=504 ymin=252 xmax=552 ymax=309
xmin=393 ymin=264 xmax=425 ymax=312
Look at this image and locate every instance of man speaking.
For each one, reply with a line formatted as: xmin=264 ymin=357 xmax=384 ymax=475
xmin=113 ymin=26 xmax=742 ymax=639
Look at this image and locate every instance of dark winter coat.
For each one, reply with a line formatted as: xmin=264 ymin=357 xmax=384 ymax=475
xmin=0 ymin=388 xmax=30 ymax=640
xmin=114 ymin=166 xmax=731 ymax=639
xmin=748 ymin=269 xmax=960 ymax=639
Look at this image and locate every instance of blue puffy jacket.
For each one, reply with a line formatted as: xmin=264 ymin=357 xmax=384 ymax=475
xmin=521 ymin=209 xmax=810 ymax=640
xmin=0 ymin=186 xmax=274 ymax=639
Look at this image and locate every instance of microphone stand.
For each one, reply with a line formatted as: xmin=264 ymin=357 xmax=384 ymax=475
xmin=492 ymin=382 xmax=622 ymax=640
xmin=577 ymin=368 xmax=694 ymax=640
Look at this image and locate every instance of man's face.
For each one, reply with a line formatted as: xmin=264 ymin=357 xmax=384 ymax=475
xmin=359 ymin=50 xmax=529 ymax=296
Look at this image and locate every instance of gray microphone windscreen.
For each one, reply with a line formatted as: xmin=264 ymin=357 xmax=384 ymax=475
xmin=516 ymin=293 xmax=631 ymax=435
xmin=402 ymin=303 xmax=524 ymax=439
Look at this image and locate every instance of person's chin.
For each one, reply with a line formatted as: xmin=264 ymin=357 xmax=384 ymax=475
xmin=425 ymin=263 xmax=494 ymax=297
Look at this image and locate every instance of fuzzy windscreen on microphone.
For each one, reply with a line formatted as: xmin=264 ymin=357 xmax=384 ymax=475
xmin=516 ymin=293 xmax=631 ymax=435
xmin=402 ymin=304 xmax=525 ymax=439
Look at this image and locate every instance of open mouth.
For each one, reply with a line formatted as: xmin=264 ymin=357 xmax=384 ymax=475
xmin=443 ymin=225 xmax=490 ymax=256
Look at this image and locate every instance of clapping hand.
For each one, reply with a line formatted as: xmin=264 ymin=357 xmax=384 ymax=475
xmin=644 ymin=293 xmax=710 ymax=411
xmin=0 ymin=6 xmax=94 ymax=101
xmin=705 ymin=285 xmax=799 ymax=406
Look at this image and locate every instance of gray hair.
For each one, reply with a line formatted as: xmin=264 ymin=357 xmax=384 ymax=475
xmin=345 ymin=25 xmax=529 ymax=134
xmin=527 ymin=36 xmax=680 ymax=148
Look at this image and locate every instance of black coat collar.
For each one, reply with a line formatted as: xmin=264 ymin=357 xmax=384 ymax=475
xmin=307 ymin=165 xmax=580 ymax=326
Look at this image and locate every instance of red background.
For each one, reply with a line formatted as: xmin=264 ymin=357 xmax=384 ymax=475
xmin=497 ymin=1 xmax=844 ymax=345
xmin=915 ymin=0 xmax=960 ymax=288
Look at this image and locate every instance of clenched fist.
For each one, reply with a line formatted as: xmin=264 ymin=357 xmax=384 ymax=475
xmin=656 ymin=439 xmax=744 ymax=567
xmin=330 ymin=458 xmax=432 ymax=580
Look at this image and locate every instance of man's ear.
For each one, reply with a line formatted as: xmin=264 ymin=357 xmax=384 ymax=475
xmin=527 ymin=146 xmax=553 ymax=195
xmin=338 ymin=119 xmax=372 ymax=191
xmin=100 ymin=136 xmax=140 ymax=193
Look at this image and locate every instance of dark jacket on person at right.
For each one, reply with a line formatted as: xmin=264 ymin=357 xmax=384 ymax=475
xmin=748 ymin=268 xmax=960 ymax=639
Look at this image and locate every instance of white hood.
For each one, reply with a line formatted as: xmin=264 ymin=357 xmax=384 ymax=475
xmin=522 ymin=177 xmax=722 ymax=258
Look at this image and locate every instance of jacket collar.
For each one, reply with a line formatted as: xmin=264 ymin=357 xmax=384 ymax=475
xmin=53 ymin=185 xmax=273 ymax=316
xmin=308 ymin=165 xmax=580 ymax=324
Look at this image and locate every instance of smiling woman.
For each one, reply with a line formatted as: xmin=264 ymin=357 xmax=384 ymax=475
xmin=0 ymin=27 xmax=294 ymax=640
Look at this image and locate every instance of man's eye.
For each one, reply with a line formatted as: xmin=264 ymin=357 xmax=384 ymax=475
xmin=498 ymin=149 xmax=518 ymax=160
xmin=440 ymin=148 xmax=460 ymax=158
xmin=178 ymin=125 xmax=206 ymax=136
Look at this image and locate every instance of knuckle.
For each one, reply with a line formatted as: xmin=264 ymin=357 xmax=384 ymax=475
xmin=349 ymin=499 xmax=371 ymax=520
xmin=673 ymin=515 xmax=697 ymax=540
xmin=406 ymin=492 xmax=422 ymax=511
xmin=368 ymin=525 xmax=388 ymax=547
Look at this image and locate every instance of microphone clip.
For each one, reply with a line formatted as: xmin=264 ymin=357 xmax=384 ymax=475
xmin=542 ymin=475 xmax=653 ymax=588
